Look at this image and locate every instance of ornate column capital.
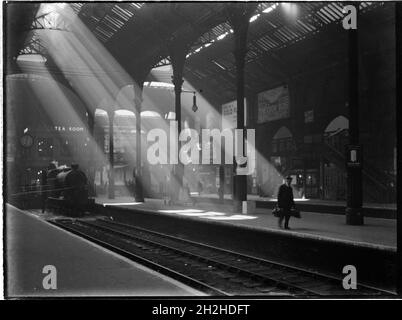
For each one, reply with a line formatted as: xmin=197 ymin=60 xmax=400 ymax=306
xmin=171 ymin=75 xmax=184 ymax=92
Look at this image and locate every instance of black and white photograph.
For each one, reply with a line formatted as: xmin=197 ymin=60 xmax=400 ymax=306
xmin=2 ymin=0 xmax=402 ymax=305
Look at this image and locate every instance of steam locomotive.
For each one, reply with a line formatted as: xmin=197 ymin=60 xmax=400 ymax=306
xmin=46 ymin=164 xmax=94 ymax=216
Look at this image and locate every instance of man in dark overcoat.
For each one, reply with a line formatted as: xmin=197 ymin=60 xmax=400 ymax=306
xmin=277 ymin=175 xmax=295 ymax=230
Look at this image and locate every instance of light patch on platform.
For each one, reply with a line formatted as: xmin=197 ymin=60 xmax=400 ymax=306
xmin=203 ymin=211 xmax=229 ymax=216
xmin=102 ymin=202 xmax=142 ymax=206
xmin=158 ymin=209 xmax=204 ymax=214
xmin=268 ymin=197 xmax=310 ymax=202
xmin=176 ymin=212 xmax=225 ymax=217
xmin=202 ymin=215 xmax=257 ymax=220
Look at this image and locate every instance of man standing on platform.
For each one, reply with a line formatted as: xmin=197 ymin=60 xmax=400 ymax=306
xmin=277 ymin=175 xmax=295 ymax=230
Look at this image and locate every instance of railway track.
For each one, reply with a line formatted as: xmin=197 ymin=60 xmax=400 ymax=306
xmin=49 ymin=217 xmax=392 ymax=297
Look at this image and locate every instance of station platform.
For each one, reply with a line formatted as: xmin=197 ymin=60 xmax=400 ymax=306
xmin=5 ymin=204 xmax=205 ymax=297
xmin=193 ymin=193 xmax=396 ymax=209
xmin=190 ymin=193 xmax=396 ymax=219
xmin=95 ymin=196 xmax=396 ymax=249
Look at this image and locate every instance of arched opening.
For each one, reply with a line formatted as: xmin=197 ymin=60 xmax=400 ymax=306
xmin=93 ymin=106 xmax=166 ymax=198
xmin=321 ymin=115 xmax=349 ymax=201
xmin=93 ymin=108 xmax=110 ymax=195
xmin=324 ymin=115 xmax=349 ymax=133
xmin=324 ymin=115 xmax=349 ymax=152
xmin=141 ymin=110 xmax=162 ymax=118
xmin=324 ymin=116 xmax=349 ymax=149
xmin=271 ymin=126 xmax=294 ymax=154
xmin=94 ymin=108 xmax=139 ymax=197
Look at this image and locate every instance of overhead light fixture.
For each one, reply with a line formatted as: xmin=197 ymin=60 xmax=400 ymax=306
xmin=177 ymin=89 xmax=199 ymax=113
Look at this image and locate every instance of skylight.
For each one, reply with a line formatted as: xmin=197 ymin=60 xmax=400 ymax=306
xmin=186 ymin=3 xmax=279 ymax=59
xmin=262 ymin=3 xmax=279 ymax=13
xmin=144 ymin=81 xmax=175 ymax=89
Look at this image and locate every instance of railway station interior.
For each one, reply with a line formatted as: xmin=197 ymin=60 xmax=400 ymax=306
xmin=4 ymin=2 xmax=401 ymax=297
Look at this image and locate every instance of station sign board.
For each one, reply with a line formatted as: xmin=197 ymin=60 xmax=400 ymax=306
xmin=346 ymin=145 xmax=362 ymax=168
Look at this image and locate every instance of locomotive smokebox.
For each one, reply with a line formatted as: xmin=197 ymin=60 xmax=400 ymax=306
xmin=56 ymin=167 xmax=88 ymax=206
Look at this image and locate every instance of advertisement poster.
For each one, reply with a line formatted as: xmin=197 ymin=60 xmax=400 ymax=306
xmin=257 ymin=85 xmax=290 ymax=123
xmin=221 ymin=99 xmax=247 ymax=130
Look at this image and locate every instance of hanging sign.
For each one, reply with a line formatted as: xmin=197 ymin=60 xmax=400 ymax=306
xmin=222 ymin=99 xmax=247 ymax=130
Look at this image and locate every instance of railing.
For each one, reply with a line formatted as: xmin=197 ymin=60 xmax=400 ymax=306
xmin=322 ymin=129 xmax=395 ymax=202
xmin=324 ymin=130 xmax=395 ymax=188
xmin=323 ymin=129 xmax=349 ymax=152
xmin=271 ymin=129 xmax=395 ymax=202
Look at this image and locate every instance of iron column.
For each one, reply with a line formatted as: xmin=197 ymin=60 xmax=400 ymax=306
xmin=345 ymin=3 xmax=363 ymax=225
xmin=108 ymin=110 xmax=115 ymax=199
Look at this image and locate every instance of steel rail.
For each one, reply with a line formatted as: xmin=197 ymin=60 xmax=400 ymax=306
xmin=96 ymin=218 xmax=394 ymax=295
xmin=73 ymin=218 xmax=390 ymax=296
xmin=49 ymin=219 xmax=229 ymax=296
